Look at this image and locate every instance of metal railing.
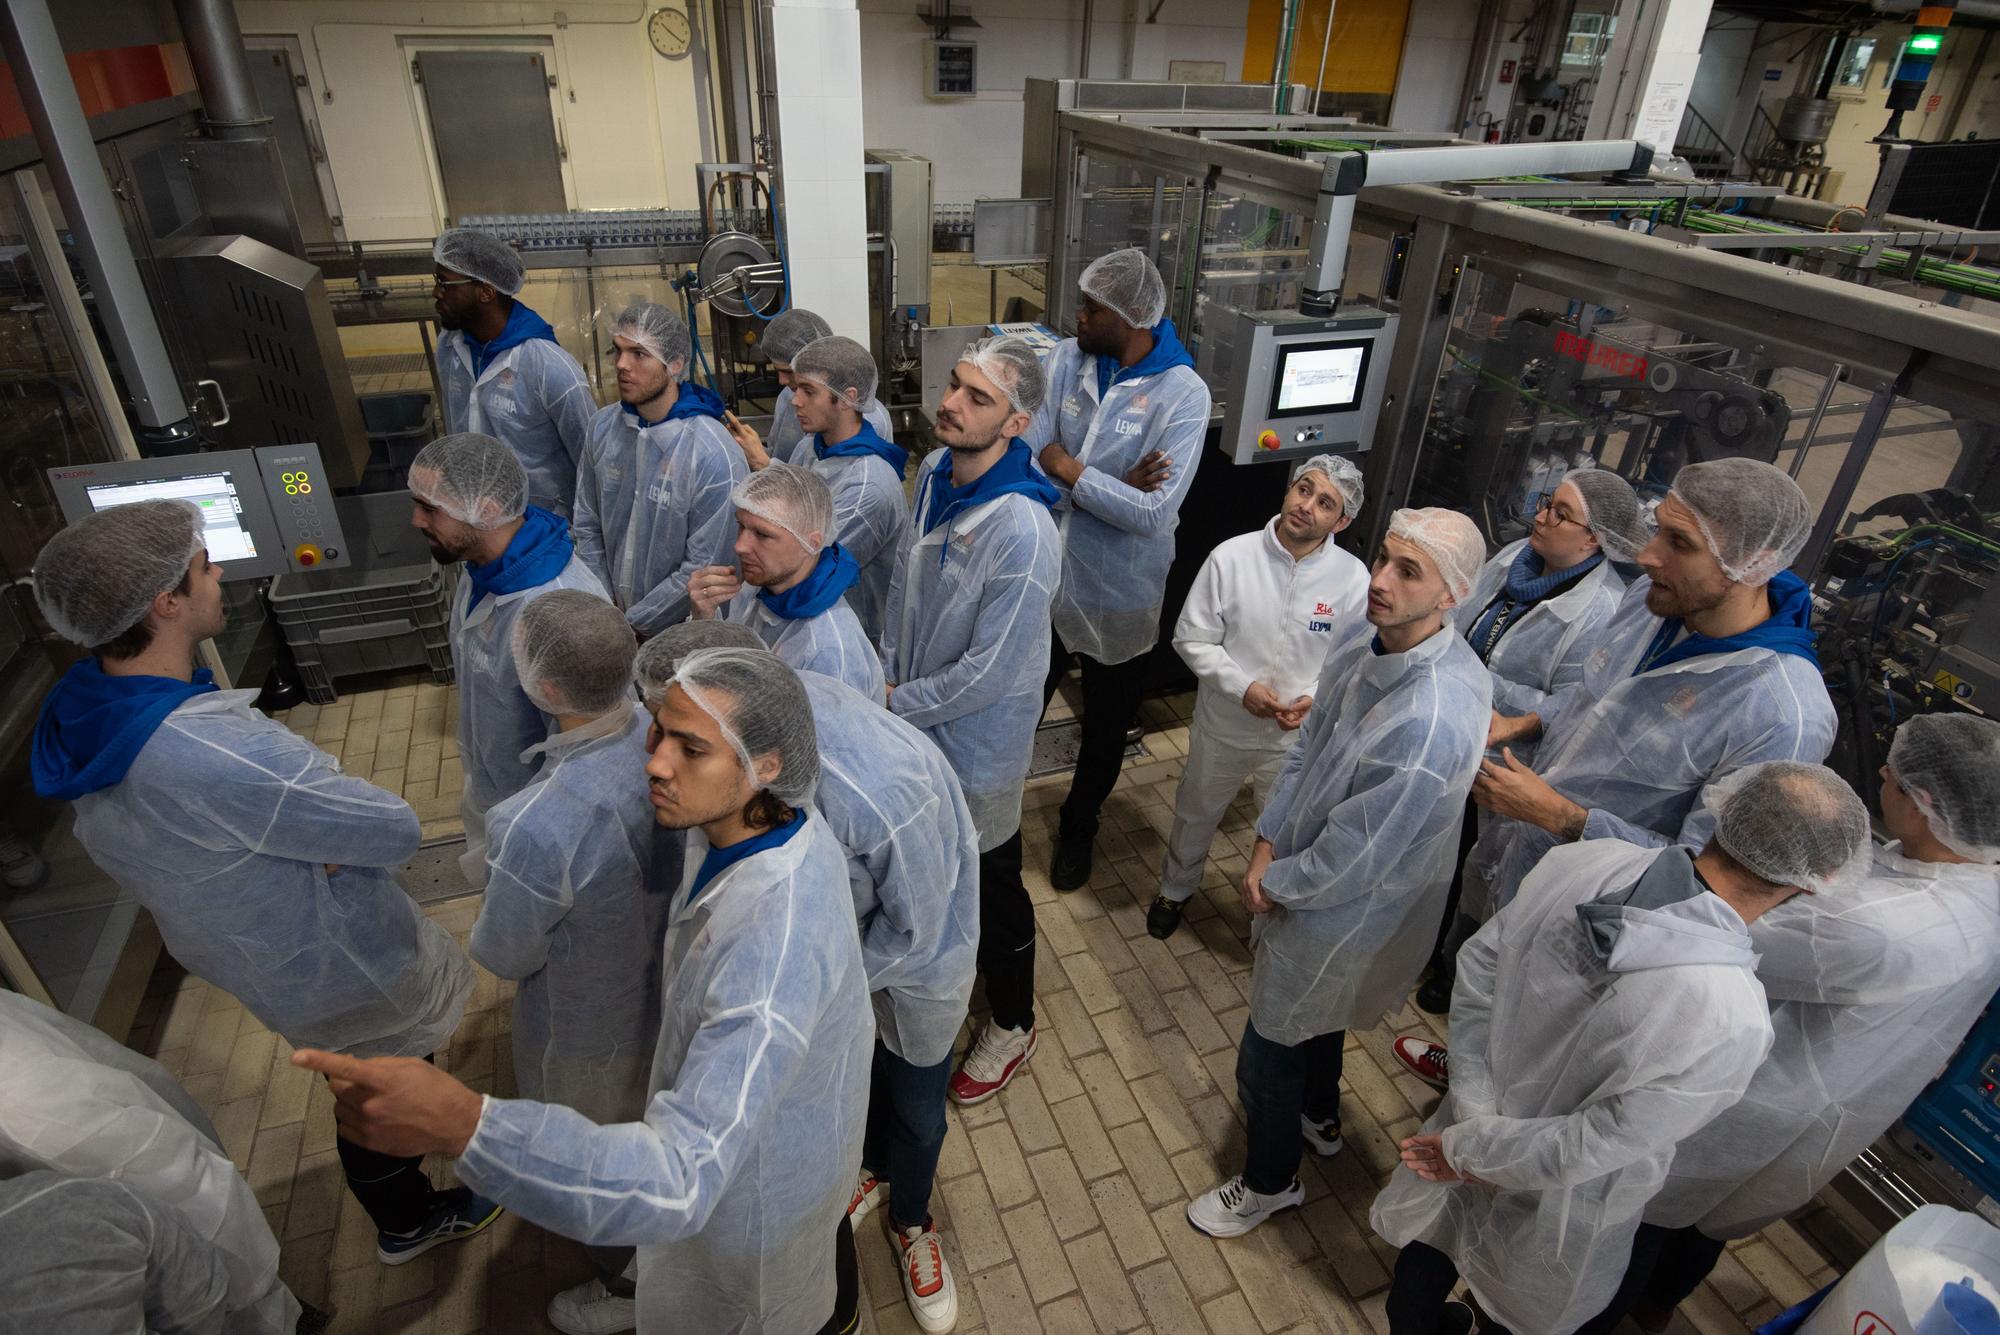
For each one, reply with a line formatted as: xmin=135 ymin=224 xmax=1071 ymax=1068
xmin=1675 ymin=102 xmax=1742 ymax=177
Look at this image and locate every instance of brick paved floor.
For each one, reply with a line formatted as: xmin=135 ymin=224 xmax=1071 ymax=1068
xmin=119 ymin=685 xmax=1853 ymax=1333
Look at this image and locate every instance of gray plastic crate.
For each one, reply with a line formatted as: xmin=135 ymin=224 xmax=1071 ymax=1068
xmin=266 ymin=490 xmax=455 ymax=704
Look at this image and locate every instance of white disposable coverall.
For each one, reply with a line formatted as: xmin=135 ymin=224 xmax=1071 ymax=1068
xmin=789 ymin=443 xmax=909 ymax=646
xmin=1370 ymin=840 xmax=1773 ymax=1335
xmin=572 ymin=404 xmax=748 ymax=636
xmin=438 ymin=330 xmax=593 ymax=517
xmin=1648 ymin=846 xmax=2000 ymax=1237
xmin=1162 ymin=518 xmax=1370 ymax=903
xmin=1023 ymin=338 xmax=1211 ymax=664
xmin=457 ymin=814 xmax=871 ymax=1335
xmin=1249 ymin=625 xmax=1491 ymax=1044
xmin=1459 ymin=539 xmax=1626 ymax=747
xmin=722 ymin=583 xmax=886 ymax=701
xmin=0 ymin=992 xmax=297 ymax=1333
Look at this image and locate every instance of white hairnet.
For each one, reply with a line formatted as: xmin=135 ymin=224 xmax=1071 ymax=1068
xmin=733 ymin=461 xmax=832 ymax=556
xmin=612 ymin=299 xmax=691 ymax=377
xmin=634 ymin=621 xmax=764 ymax=709
xmin=432 ymin=228 xmax=525 ymax=296
xmin=1713 ymin=761 xmax=1871 ymax=891
xmin=1669 ymin=459 xmax=1812 ymax=586
xmin=1295 ymin=454 xmax=1365 ymax=515
xmin=762 ymin=308 xmax=833 ymax=366
xmin=1888 ymin=713 xmax=2000 ymax=862
xmin=791 ymin=336 xmax=878 ymax=415
xmin=33 ymin=499 xmax=206 ymax=647
xmin=1080 ymin=247 xmax=1167 ymax=328
xmin=409 ymin=432 xmax=528 ymax=529
xmin=960 ymin=335 xmax=1047 ymax=417
xmin=1561 ymin=468 xmax=1651 ymax=563
xmin=669 ymin=646 xmax=819 ymax=804
xmin=511 ymin=588 xmax=637 ymax=718
xmin=1387 ymin=507 xmax=1487 ymax=604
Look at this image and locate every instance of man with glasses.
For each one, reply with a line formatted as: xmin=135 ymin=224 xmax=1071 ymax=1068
xmin=432 ymin=227 xmax=594 ymax=517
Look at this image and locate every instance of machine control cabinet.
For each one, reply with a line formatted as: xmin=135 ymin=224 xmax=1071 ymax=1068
xmin=1902 ymin=994 xmax=2000 ymax=1205
xmin=47 ymin=444 xmax=352 ymax=581
xmin=1218 ymin=305 xmax=1399 ymax=464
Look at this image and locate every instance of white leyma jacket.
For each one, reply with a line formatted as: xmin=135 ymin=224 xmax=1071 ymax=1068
xmin=1173 ymin=519 xmax=1370 ymax=753
xmin=437 ymin=331 xmax=593 ymax=517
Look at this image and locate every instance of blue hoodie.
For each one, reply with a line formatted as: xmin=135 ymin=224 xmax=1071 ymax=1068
xmin=468 ymin=302 xmax=560 ymax=378
xmin=1093 ymin=318 xmax=1197 ymax=398
xmin=760 ymin=544 xmax=861 ymax=620
xmin=918 ymin=439 xmax=1063 ymax=540
xmin=465 ymin=505 xmax=575 ymax=612
xmin=621 ymin=381 xmax=729 ymax=428
xmin=813 ymin=421 xmax=909 ymax=479
xmin=1637 ymin=569 xmax=1820 ymax=674
xmin=32 ymin=660 xmax=218 ymax=800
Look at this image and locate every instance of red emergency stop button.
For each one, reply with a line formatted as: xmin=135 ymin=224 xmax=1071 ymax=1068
xmin=1258 ymin=429 xmax=1281 ymax=451
xmin=293 ymin=544 xmax=322 ymax=567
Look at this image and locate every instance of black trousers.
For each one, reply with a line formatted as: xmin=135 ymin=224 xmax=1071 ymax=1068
xmin=1385 ymin=1228 xmax=1668 ymax=1335
xmin=1042 ymin=631 xmax=1152 ymax=843
xmin=1629 ymin=1224 xmax=1728 ymax=1319
xmin=815 ymin=1214 xmax=859 ymax=1335
xmin=332 ymin=1053 xmax=449 ymax=1235
xmin=977 ymin=831 xmax=1037 ymax=1033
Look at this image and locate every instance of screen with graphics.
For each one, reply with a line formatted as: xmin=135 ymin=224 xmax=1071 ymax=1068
xmin=85 ymin=471 xmax=260 ymax=563
xmin=1270 ymin=340 xmax=1370 ymax=416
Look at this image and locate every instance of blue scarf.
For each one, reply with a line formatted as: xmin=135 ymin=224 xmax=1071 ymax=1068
xmin=918 ymin=439 xmax=1062 ymax=539
xmin=759 ymin=544 xmax=860 ymax=620
xmin=690 ymin=807 xmax=806 ymax=901
xmin=32 ymin=659 xmax=218 ymax=800
xmin=1467 ymin=548 xmax=1604 ymax=664
xmin=621 ymin=381 xmax=729 ymax=427
xmin=814 ymin=421 xmax=909 ymax=479
xmin=1093 ymin=318 xmax=1196 ymax=398
xmin=466 ymin=505 xmax=574 ymax=612
xmin=1636 ymin=569 xmax=1820 ymax=674
xmin=467 ymin=302 xmax=558 ymax=377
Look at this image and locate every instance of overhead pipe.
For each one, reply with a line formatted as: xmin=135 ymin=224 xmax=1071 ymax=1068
xmin=171 ymin=0 xmax=272 ymax=139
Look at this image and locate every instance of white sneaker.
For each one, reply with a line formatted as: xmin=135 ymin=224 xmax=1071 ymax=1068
xmin=1300 ymin=1114 xmax=1345 ymax=1157
xmin=894 ymin=1219 xmax=958 ymax=1333
xmin=948 ymin=1022 xmax=1036 ymax=1105
xmin=547 ymin=1278 xmax=638 ymax=1335
xmin=0 ymin=829 xmax=46 ymax=891
xmin=848 ymin=1171 xmax=888 ymax=1226
xmin=1185 ymin=1175 xmax=1304 ymax=1238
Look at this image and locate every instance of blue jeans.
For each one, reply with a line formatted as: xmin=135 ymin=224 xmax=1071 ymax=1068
xmin=861 ymin=1037 xmax=954 ymax=1230
xmin=1236 ymin=1018 xmax=1344 ymax=1196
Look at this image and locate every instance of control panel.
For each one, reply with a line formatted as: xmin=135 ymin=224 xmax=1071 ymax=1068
xmin=47 ymin=443 xmax=352 ymax=581
xmin=1217 ymin=305 xmax=1400 ymax=465
xmin=1902 ymin=991 xmax=2000 ymax=1204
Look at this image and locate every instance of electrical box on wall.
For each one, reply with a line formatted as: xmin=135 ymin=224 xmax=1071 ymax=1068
xmin=926 ymin=39 xmax=977 ymax=98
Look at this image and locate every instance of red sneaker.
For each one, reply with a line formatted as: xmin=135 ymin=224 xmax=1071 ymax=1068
xmin=1393 ymin=1036 xmax=1450 ymax=1090
xmin=947 ymin=1023 xmax=1036 ymax=1106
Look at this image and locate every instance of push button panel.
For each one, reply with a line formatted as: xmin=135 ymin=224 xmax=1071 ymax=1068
xmin=255 ymin=444 xmax=350 ymax=573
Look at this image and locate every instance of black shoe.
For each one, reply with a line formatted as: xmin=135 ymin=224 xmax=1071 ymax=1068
xmin=1146 ymin=895 xmax=1186 ymax=940
xmin=1049 ymin=835 xmax=1093 ymax=892
xmin=1415 ymin=972 xmax=1453 ymax=1016
xmin=1438 ymin=1299 xmax=1477 ymax=1335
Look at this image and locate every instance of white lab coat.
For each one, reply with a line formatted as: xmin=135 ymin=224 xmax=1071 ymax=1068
xmin=721 ymin=583 xmax=886 ymax=701
xmin=1459 ymin=539 xmax=1626 ymax=746
xmin=1648 ymin=846 xmax=2000 ymax=1238
xmin=438 ymin=331 xmax=594 ymax=518
xmin=1370 ymin=840 xmax=1774 ymax=1335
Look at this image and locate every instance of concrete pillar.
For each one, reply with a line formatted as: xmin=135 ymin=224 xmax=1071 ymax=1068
xmin=767 ymin=0 xmax=870 ymax=343
xmin=1586 ymin=0 xmax=1717 ymax=151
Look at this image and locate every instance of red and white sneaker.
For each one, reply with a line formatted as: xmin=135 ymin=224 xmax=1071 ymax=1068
xmin=1393 ymin=1036 xmax=1450 ymax=1090
xmin=948 ymin=1023 xmax=1036 ymax=1106
xmin=895 ymin=1218 xmax=959 ymax=1332
xmin=848 ymin=1171 xmax=887 ymax=1226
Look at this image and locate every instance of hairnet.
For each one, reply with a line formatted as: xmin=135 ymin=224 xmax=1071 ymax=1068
xmin=1294 ymin=454 xmax=1365 ymax=516
xmin=511 ymin=589 xmax=637 ymax=718
xmin=1079 ymin=247 xmax=1167 ymax=329
xmin=1713 ymin=761 xmax=1871 ymax=891
xmin=791 ymin=336 xmax=878 ymax=415
xmin=1560 ymin=468 xmax=1650 ymax=563
xmin=762 ymin=308 xmax=833 ymax=366
xmin=1387 ymin=507 xmax=1487 ymax=604
xmin=634 ymin=621 xmax=763 ymax=709
xmin=960 ymin=335 xmax=1047 ymax=417
xmin=432 ymin=228 xmax=524 ymax=296
xmin=33 ymin=499 xmax=206 ymax=647
xmin=1888 ymin=713 xmax=2000 ymax=862
xmin=669 ymin=646 xmax=819 ymax=804
xmin=732 ymin=461 xmax=832 ymax=558
xmin=1668 ymin=459 xmax=1812 ymax=586
xmin=409 ymin=432 xmax=528 ymax=529
xmin=611 ymin=299 xmax=691 ymax=377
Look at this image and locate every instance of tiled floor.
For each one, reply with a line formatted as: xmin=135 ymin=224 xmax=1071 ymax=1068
xmin=118 ymin=683 xmax=1855 ymax=1334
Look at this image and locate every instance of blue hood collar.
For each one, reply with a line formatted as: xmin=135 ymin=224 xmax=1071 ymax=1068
xmin=759 ymin=543 xmax=861 ymax=620
xmin=468 ymin=302 xmax=558 ymax=377
xmin=621 ymin=380 xmax=728 ymax=427
xmin=466 ymin=505 xmax=574 ymax=611
xmin=1094 ymin=318 xmax=1196 ymax=397
xmin=32 ymin=659 xmax=218 ymax=800
xmin=1637 ymin=569 xmax=1820 ymax=674
xmin=814 ymin=421 xmax=909 ymax=479
xmin=918 ymin=439 xmax=1061 ymax=541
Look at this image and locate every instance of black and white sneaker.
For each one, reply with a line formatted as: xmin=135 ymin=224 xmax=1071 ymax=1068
xmin=1185 ymin=1174 xmax=1303 ymax=1238
xmin=1146 ymin=895 xmax=1187 ymax=940
xmin=1300 ymin=1114 xmax=1344 ymax=1157
xmin=376 ymin=1188 xmax=502 ymax=1265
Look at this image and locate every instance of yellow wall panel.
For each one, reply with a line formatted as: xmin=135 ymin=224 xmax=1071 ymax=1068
xmin=1243 ymin=0 xmax=1412 ymax=96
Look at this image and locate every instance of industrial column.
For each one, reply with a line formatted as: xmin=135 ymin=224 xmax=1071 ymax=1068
xmin=763 ymin=0 xmax=871 ymax=340
xmin=1584 ymin=0 xmax=1715 ymax=151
